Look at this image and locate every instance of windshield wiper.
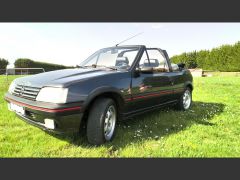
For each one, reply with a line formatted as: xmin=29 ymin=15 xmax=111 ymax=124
xmin=78 ymin=64 xmax=117 ymax=70
xmin=95 ymin=65 xmax=117 ymax=70
xmin=77 ymin=65 xmax=95 ymax=68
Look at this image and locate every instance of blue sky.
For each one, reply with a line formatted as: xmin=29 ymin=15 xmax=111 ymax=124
xmin=0 ymin=23 xmax=240 ymax=67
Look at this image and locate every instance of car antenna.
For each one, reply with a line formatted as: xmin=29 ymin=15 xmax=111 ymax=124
xmin=115 ymin=32 xmax=143 ymax=46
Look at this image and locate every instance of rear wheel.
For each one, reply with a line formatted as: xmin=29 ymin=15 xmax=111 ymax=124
xmin=86 ymin=97 xmax=117 ymax=145
xmin=175 ymin=87 xmax=192 ymax=111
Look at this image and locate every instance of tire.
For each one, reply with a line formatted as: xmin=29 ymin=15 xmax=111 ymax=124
xmin=86 ymin=97 xmax=117 ymax=145
xmin=175 ymin=87 xmax=192 ymax=111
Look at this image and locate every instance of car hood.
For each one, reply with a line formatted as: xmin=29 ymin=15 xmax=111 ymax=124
xmin=14 ymin=68 xmax=117 ymax=88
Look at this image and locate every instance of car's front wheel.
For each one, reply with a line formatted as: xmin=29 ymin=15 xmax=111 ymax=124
xmin=175 ymin=87 xmax=192 ymax=111
xmin=87 ymin=97 xmax=117 ymax=145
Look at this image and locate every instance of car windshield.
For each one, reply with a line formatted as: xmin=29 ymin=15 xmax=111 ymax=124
xmin=80 ymin=47 xmax=140 ymax=70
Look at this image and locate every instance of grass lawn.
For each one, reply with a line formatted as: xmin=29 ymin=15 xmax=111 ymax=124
xmin=0 ymin=75 xmax=240 ymax=157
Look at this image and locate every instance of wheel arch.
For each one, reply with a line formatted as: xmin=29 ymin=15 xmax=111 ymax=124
xmin=82 ymin=87 xmax=125 ymax=119
xmin=185 ymin=81 xmax=193 ymax=91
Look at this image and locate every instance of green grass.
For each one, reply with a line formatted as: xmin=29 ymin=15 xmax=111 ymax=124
xmin=0 ymin=75 xmax=240 ymax=157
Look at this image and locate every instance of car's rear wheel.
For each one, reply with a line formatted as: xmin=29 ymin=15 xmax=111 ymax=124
xmin=86 ymin=97 xmax=117 ymax=145
xmin=175 ymin=87 xmax=192 ymax=111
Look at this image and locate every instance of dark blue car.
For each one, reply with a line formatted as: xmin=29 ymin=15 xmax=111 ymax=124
xmin=5 ymin=45 xmax=193 ymax=145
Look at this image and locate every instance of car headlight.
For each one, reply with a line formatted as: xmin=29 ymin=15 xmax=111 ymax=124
xmin=8 ymin=81 xmax=16 ymax=94
xmin=36 ymin=87 xmax=68 ymax=103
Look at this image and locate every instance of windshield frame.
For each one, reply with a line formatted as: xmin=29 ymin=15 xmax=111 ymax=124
xmin=79 ymin=45 xmax=144 ymax=71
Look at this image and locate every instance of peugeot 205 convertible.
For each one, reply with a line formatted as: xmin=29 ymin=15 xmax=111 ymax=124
xmin=5 ymin=45 xmax=193 ymax=145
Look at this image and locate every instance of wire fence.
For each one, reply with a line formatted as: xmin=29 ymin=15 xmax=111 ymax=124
xmin=0 ymin=68 xmax=45 ymax=75
xmin=0 ymin=69 xmax=7 ymax=75
xmin=0 ymin=68 xmax=45 ymax=84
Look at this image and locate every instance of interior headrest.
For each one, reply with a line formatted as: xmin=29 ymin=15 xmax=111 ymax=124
xmin=143 ymin=59 xmax=160 ymax=67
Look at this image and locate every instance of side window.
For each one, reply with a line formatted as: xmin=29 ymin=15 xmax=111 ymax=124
xmin=122 ymin=50 xmax=139 ymax=66
xmin=138 ymin=50 xmax=149 ymax=68
xmin=146 ymin=49 xmax=169 ymax=72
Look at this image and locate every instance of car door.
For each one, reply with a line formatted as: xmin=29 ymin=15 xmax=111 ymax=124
xmin=129 ymin=48 xmax=174 ymax=112
xmin=162 ymin=50 xmax=186 ymax=100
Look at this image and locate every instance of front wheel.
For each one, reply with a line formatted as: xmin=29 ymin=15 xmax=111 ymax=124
xmin=86 ymin=97 xmax=117 ymax=145
xmin=175 ymin=87 xmax=192 ymax=111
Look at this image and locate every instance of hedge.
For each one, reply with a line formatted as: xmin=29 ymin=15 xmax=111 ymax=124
xmin=0 ymin=58 xmax=9 ymax=69
xmin=14 ymin=58 xmax=72 ymax=72
xmin=170 ymin=41 xmax=240 ymax=72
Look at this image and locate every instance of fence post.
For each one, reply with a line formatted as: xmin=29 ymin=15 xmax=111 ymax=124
xmin=6 ymin=69 xmax=9 ymax=84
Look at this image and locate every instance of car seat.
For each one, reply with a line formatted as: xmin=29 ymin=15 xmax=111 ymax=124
xmin=143 ymin=59 xmax=160 ymax=67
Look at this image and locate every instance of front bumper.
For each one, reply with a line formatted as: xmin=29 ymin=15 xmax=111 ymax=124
xmin=5 ymin=93 xmax=84 ymax=134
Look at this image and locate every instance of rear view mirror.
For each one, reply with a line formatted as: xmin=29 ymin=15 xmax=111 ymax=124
xmin=177 ymin=63 xmax=185 ymax=69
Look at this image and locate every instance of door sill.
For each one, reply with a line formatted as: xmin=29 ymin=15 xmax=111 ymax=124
xmin=121 ymin=100 xmax=178 ymax=119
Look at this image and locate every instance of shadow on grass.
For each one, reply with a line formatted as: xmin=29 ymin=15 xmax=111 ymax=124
xmin=49 ymin=101 xmax=225 ymax=152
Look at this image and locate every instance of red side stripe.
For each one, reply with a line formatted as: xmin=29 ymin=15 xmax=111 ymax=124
xmin=5 ymin=97 xmax=81 ymax=113
xmin=125 ymin=88 xmax=184 ymax=102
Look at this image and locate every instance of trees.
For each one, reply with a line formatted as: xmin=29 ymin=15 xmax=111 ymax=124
xmin=14 ymin=58 xmax=34 ymax=68
xmin=171 ymin=51 xmax=197 ymax=69
xmin=196 ymin=50 xmax=209 ymax=70
xmin=14 ymin=58 xmax=70 ymax=71
xmin=170 ymin=41 xmax=240 ymax=71
xmin=0 ymin=58 xmax=9 ymax=69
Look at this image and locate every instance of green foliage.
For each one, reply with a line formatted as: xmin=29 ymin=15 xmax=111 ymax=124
xmin=14 ymin=58 xmax=71 ymax=71
xmin=171 ymin=41 xmax=240 ymax=71
xmin=0 ymin=58 xmax=9 ymax=69
xmin=14 ymin=58 xmax=34 ymax=68
xmin=171 ymin=51 xmax=198 ymax=69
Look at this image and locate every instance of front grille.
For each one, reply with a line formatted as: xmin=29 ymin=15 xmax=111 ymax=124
xmin=12 ymin=85 xmax=41 ymax=100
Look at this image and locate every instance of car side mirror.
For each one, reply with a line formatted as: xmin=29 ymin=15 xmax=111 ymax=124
xmin=140 ymin=67 xmax=154 ymax=74
xmin=177 ymin=63 xmax=185 ymax=70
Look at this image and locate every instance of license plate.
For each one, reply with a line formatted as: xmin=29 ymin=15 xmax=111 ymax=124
xmin=8 ymin=103 xmax=25 ymax=115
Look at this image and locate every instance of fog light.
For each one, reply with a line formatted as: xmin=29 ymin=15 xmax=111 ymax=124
xmin=44 ymin=119 xmax=55 ymax=129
